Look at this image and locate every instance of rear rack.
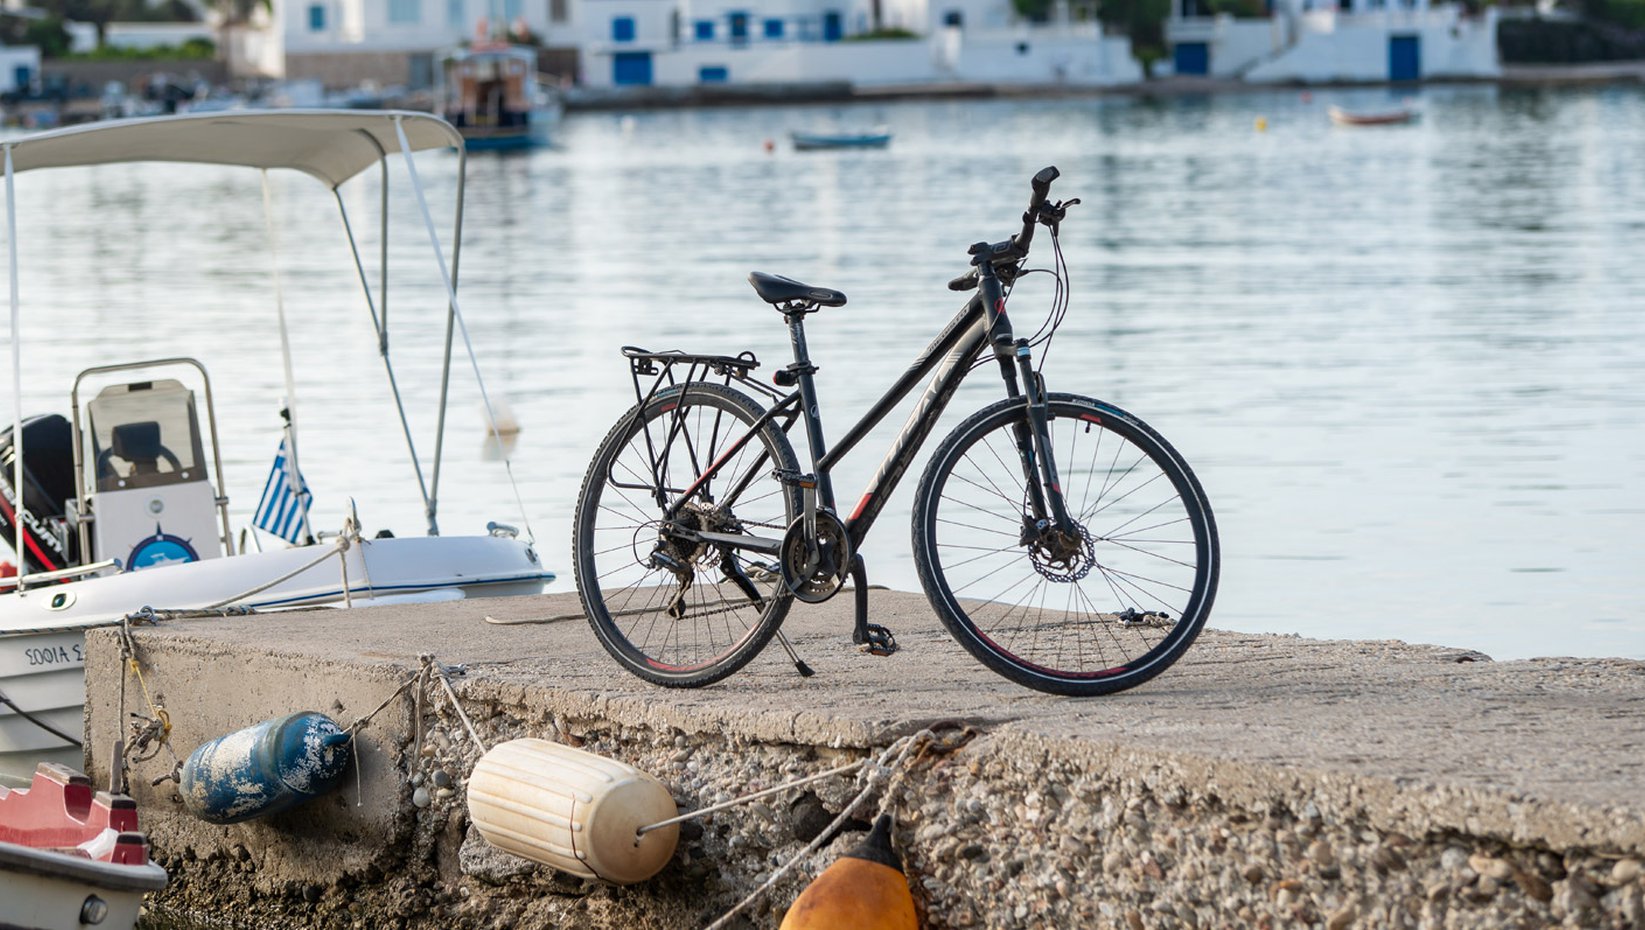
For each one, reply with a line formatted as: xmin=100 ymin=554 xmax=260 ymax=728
xmin=622 ymin=346 xmax=785 ymax=407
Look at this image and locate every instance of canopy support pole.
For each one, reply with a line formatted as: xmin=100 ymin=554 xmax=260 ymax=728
xmin=391 ymin=115 xmax=534 ymax=544
xmin=261 ymin=171 xmax=309 ymax=548
xmin=428 ymin=144 xmax=467 ymax=536
xmin=379 ymin=157 xmax=389 ymax=354
xmin=4 ymin=145 xmax=23 ymax=582
xmin=333 ymin=189 xmax=436 ymax=535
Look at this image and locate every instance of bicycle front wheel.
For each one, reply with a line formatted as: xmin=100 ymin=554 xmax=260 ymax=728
xmin=912 ymin=393 xmax=1219 ymax=696
xmin=573 ymin=382 xmax=801 ymax=687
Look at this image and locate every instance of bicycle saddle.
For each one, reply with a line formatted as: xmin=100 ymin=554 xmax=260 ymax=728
xmin=747 ymin=272 xmax=847 ymax=308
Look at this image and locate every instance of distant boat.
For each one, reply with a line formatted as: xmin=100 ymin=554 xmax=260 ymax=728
xmin=442 ymin=43 xmax=562 ymax=150
xmin=791 ymin=128 xmax=892 ymax=151
xmin=1328 ymin=105 xmax=1416 ymax=127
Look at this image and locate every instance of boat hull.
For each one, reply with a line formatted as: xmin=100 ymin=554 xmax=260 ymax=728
xmin=791 ymin=132 xmax=892 ymax=151
xmin=0 ymin=535 xmax=550 ymax=785
xmin=1327 ymin=106 xmax=1415 ymax=126
xmin=0 ymin=842 xmax=165 ymax=930
xmin=455 ymin=103 xmax=560 ymax=150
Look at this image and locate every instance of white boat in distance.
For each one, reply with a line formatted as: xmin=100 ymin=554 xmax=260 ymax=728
xmin=0 ymin=111 xmax=552 ymax=787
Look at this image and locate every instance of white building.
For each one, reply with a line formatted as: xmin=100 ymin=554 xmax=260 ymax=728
xmin=0 ymin=43 xmax=40 ymax=94
xmin=1165 ymin=0 xmax=1498 ymax=82
xmin=574 ymin=0 xmax=1141 ymax=87
xmin=255 ymin=0 xmax=1140 ymax=87
xmin=255 ymin=0 xmax=572 ymax=85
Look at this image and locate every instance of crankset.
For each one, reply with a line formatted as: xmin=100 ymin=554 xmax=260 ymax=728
xmin=779 ymin=510 xmax=852 ymax=603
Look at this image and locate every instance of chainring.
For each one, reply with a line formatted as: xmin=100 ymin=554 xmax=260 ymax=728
xmin=779 ymin=511 xmax=852 ymax=604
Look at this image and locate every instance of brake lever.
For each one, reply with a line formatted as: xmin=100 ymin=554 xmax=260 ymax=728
xmin=1039 ymin=198 xmax=1081 ymax=234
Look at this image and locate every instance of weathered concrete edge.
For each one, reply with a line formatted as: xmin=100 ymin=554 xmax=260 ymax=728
xmin=85 ymin=628 xmax=1645 ymax=860
xmin=990 ymin=730 xmax=1645 ymax=857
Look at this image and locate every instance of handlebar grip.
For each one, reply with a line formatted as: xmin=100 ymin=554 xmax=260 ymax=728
xmin=1031 ymin=166 xmax=1060 ymax=202
xmin=948 ymin=268 xmax=979 ymax=292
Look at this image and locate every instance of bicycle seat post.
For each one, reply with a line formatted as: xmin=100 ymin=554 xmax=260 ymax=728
xmin=779 ymin=303 xmax=836 ymax=512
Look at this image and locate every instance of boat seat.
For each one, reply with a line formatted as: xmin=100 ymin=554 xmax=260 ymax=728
xmin=747 ymin=272 xmax=847 ymax=309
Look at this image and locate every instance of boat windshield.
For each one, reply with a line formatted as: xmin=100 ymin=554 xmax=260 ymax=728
xmin=86 ymin=379 xmax=207 ymax=492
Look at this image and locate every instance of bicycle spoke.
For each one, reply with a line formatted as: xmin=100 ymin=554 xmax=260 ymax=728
xmin=920 ymin=398 xmax=1214 ymax=693
xmin=577 ymin=385 xmax=798 ymax=682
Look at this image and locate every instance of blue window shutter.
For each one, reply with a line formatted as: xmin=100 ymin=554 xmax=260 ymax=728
xmin=612 ymin=15 xmax=636 ymax=41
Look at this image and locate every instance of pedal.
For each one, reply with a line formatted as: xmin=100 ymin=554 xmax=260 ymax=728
xmin=854 ymin=624 xmax=898 ymax=657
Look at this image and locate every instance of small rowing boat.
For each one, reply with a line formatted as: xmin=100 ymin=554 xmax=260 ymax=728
xmin=791 ymin=129 xmax=892 ymax=151
xmin=1327 ymin=105 xmax=1416 ymax=127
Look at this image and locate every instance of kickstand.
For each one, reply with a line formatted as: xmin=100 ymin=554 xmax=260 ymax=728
xmin=848 ymin=555 xmax=898 ymax=656
xmin=723 ymin=551 xmax=813 ymax=677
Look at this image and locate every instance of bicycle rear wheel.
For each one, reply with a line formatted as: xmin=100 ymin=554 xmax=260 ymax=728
xmin=573 ymin=382 xmax=801 ymax=687
xmin=912 ymin=393 xmax=1219 ymax=696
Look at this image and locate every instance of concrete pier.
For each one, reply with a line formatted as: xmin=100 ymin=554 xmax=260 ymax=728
xmin=82 ymin=590 xmax=1645 ymax=929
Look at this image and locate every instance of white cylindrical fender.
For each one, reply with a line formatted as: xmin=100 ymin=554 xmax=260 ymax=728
xmin=466 ymin=738 xmax=679 ymax=884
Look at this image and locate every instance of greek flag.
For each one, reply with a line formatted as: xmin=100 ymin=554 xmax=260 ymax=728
xmin=254 ymin=438 xmax=312 ymax=544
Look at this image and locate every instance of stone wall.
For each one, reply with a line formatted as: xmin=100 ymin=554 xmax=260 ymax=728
xmin=82 ymin=609 xmax=1645 ymax=930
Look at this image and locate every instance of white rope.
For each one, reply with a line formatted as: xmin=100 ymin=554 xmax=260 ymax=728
xmin=201 ymin=524 xmax=358 ymax=610
xmin=700 ymin=730 xmax=934 ymax=930
xmin=637 ymin=759 xmax=866 ymax=837
xmin=423 ymin=654 xmax=487 ymax=754
xmin=389 ymin=116 xmax=536 ymax=544
xmin=337 ymin=532 xmax=353 ymax=609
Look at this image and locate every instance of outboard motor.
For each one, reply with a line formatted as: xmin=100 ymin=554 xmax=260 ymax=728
xmin=0 ymin=414 xmax=81 ymax=574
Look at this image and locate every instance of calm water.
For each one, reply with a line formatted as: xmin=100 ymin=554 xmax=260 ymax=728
xmin=3 ymin=84 xmax=1642 ymax=661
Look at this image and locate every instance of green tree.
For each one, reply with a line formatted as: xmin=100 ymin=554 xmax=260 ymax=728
xmin=40 ymin=0 xmax=120 ymax=45
xmin=1098 ymin=0 xmax=1173 ymax=64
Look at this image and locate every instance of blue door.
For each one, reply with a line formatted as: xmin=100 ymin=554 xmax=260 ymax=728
xmin=613 ymin=51 xmax=653 ymax=85
xmin=1389 ymin=35 xmax=1420 ymax=81
xmin=1173 ymin=41 xmax=1209 ymax=76
xmin=823 ymin=10 xmax=843 ymax=41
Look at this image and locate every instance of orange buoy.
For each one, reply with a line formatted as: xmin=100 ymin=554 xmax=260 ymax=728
xmin=779 ymin=815 xmax=918 ymax=930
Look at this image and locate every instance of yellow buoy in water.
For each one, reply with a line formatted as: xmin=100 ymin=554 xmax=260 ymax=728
xmin=780 ymin=815 xmax=918 ymax=930
xmin=1255 ymin=116 xmax=1268 ymax=132
xmin=466 ymin=738 xmax=679 ymax=884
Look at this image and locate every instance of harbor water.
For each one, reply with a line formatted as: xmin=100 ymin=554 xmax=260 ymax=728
xmin=2 ymin=84 xmax=1642 ymax=661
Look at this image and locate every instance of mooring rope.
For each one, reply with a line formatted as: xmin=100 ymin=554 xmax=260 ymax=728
xmin=203 ymin=529 xmax=357 ymax=610
xmin=696 ymin=730 xmax=944 ymax=930
xmin=0 ymin=685 xmax=81 ymax=748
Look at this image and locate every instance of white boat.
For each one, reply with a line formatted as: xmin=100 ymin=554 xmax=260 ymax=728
xmin=0 ymin=762 xmax=168 ymax=930
xmin=441 ymin=44 xmax=562 ymax=150
xmin=0 ymin=111 xmax=553 ymax=787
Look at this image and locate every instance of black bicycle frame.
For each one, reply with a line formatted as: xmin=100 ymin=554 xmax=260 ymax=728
xmin=662 ymin=262 xmax=1046 ymax=556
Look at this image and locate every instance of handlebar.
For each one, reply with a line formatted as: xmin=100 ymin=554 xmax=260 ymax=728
xmin=951 ymin=166 xmax=1060 ymax=291
xmin=1018 ymin=166 xmax=1060 ymax=256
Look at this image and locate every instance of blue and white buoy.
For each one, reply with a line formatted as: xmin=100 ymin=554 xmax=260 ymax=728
xmin=179 ymin=711 xmax=353 ymax=824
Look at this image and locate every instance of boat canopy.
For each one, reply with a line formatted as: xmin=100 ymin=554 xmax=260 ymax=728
xmin=3 ymin=109 xmax=536 ymax=575
xmin=0 ymin=110 xmax=463 ymax=189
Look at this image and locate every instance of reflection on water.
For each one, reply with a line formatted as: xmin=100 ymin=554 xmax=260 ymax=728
xmin=3 ymin=84 xmax=1641 ymax=660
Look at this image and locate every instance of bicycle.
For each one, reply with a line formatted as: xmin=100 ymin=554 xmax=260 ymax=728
xmin=572 ymin=167 xmax=1219 ymax=696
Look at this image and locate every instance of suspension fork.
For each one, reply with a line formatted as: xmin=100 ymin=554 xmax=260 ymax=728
xmin=977 ymin=263 xmax=1074 ymax=533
